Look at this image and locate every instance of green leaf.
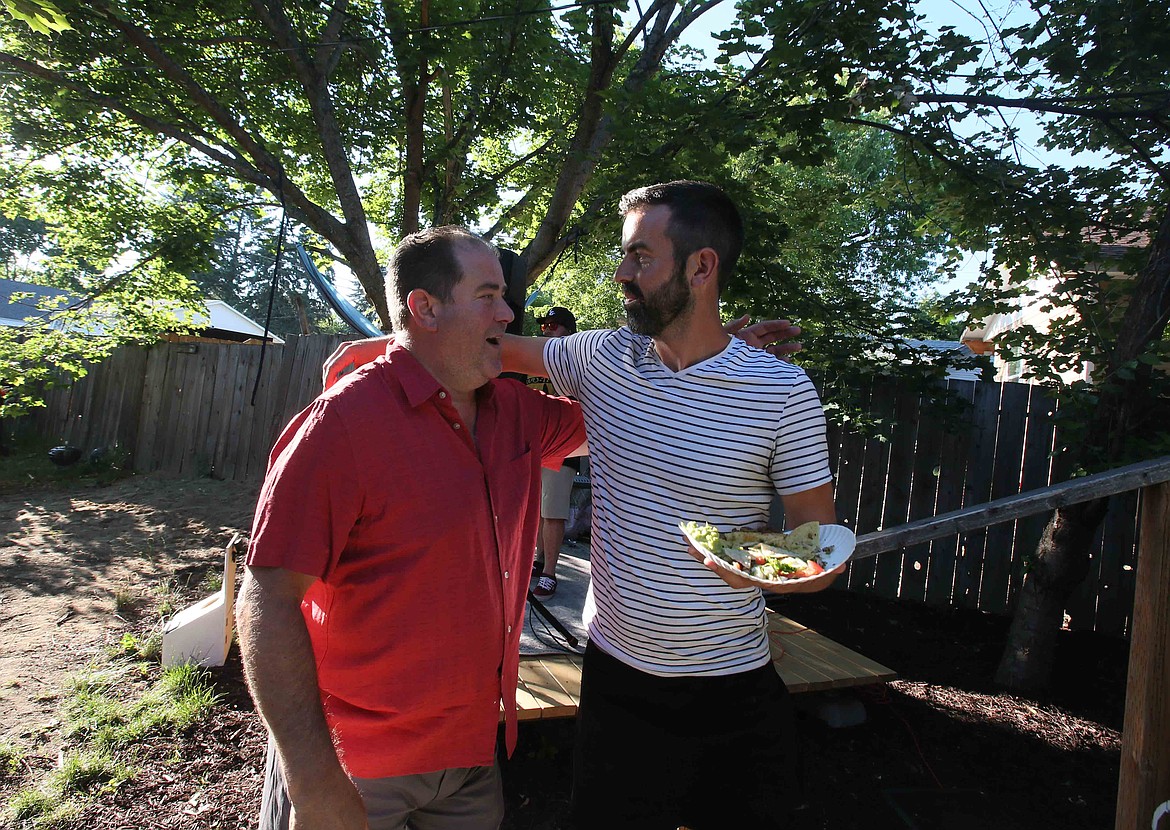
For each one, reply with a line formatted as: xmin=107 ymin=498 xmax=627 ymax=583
xmin=3 ymin=0 xmax=71 ymax=34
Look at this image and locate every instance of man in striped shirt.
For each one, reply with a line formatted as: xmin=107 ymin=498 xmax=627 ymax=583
xmin=501 ymin=181 xmax=841 ymax=829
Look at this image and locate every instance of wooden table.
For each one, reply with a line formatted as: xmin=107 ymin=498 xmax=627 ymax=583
xmin=512 ymin=610 xmax=897 ymax=721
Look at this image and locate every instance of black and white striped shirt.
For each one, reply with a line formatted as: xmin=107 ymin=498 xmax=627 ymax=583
xmin=544 ymin=328 xmax=833 ymax=676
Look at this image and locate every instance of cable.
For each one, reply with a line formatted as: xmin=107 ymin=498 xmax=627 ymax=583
xmin=525 ymin=597 xmax=584 ymax=655
xmin=251 ymin=168 xmax=288 ymax=406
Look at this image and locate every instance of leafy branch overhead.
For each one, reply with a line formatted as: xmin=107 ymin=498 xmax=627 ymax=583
xmin=0 ymin=1 xmax=964 ymax=328
xmin=2 ymin=0 xmax=737 ymax=327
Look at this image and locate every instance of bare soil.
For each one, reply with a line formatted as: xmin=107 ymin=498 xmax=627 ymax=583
xmin=0 ymin=473 xmax=1127 ymax=829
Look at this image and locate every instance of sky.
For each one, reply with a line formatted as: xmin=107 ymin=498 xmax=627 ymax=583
xmin=676 ymin=0 xmax=1113 ymax=174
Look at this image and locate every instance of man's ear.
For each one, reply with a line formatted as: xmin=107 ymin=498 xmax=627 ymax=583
xmin=406 ymin=288 xmax=440 ymax=332
xmin=688 ymin=248 xmax=720 ymax=290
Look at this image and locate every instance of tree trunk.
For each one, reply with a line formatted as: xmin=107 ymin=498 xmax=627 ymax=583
xmin=996 ymin=204 xmax=1170 ymax=691
xmin=400 ymin=0 xmax=430 ymax=237
xmin=334 ymin=234 xmax=389 ymax=330
xmin=519 ymin=1 xmax=719 ymax=282
xmin=994 ymin=497 xmax=1108 ymax=690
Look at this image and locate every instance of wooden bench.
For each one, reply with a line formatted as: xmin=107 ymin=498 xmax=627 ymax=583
xmin=513 ymin=610 xmax=897 ymax=721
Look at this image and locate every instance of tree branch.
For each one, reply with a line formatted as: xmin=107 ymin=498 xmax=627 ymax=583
xmin=1100 ymin=119 xmax=1170 ymax=188
xmin=464 ymin=132 xmax=562 ymax=207
xmin=911 ymin=90 xmax=1170 ymax=120
xmin=484 ymin=186 xmax=541 ymax=240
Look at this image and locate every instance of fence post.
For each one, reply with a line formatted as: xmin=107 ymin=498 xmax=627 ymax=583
xmin=1116 ymin=480 xmax=1170 ymax=830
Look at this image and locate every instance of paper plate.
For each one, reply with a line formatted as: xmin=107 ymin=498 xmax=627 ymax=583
xmin=679 ymin=522 xmax=857 ymax=589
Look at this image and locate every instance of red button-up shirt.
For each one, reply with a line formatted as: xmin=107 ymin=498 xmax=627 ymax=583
xmin=248 ymin=343 xmax=585 ymax=778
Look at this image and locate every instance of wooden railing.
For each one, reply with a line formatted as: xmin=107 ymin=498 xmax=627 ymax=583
xmin=852 ymin=455 xmax=1170 ymax=830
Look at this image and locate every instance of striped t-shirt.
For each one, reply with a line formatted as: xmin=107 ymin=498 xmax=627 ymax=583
xmin=544 ymin=328 xmax=833 ymax=676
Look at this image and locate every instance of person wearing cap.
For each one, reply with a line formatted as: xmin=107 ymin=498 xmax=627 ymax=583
xmin=535 ymin=305 xmax=576 ymax=339
xmin=529 ymin=306 xmax=580 ymax=598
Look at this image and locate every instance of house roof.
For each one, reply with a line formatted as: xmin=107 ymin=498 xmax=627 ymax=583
xmin=901 ymin=338 xmax=977 ymax=354
xmin=889 ymin=338 xmax=987 ymax=382
xmin=879 ymin=337 xmax=987 ymax=381
xmin=0 ymin=279 xmax=283 ymax=343
xmin=170 ymin=299 xmax=285 ymax=344
xmin=0 ymin=278 xmax=81 ymax=327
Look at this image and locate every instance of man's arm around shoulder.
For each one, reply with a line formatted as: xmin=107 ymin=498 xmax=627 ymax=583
xmin=236 ymin=566 xmax=368 ymax=829
xmin=322 ymin=336 xmax=392 ymax=390
xmin=501 ymin=333 xmax=550 ymax=378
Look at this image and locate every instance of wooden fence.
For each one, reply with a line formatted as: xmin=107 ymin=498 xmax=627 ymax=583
xmin=822 ymin=378 xmax=1141 ymax=638
xmin=34 ymin=335 xmax=348 ymax=483
xmin=30 ymin=335 xmax=1142 ymax=637
xmin=843 ymin=457 xmax=1170 ymax=830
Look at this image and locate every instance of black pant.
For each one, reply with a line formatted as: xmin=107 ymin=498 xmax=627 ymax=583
xmin=570 ymin=642 xmax=797 ymax=830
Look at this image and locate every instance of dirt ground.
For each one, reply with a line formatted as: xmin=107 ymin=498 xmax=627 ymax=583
xmin=0 ymin=473 xmax=1128 ymax=829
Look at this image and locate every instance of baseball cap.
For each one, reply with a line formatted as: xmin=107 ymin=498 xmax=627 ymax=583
xmin=536 ymin=306 xmax=576 ymax=333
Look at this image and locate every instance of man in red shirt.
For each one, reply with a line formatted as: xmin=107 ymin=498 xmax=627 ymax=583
xmin=236 ymin=226 xmax=586 ymax=830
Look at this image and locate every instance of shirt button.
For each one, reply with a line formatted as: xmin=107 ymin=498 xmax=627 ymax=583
xmin=439 ymin=391 xmax=446 ymax=398
xmin=507 ymin=625 xmax=513 ymax=634
xmin=504 ymin=571 xmax=510 ymax=579
xmin=453 ymin=423 xmax=461 ymax=430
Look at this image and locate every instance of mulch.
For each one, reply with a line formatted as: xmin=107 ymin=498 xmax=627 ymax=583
xmin=21 ymin=589 xmax=1127 ymax=830
xmin=502 ymin=589 xmax=1127 ymax=830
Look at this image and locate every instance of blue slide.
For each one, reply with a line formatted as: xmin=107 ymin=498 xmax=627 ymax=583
xmin=296 ymin=243 xmax=382 ymax=337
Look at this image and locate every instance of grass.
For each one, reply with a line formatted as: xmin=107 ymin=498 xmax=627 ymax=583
xmin=112 ymin=586 xmax=138 ymax=616
xmin=198 ymin=569 xmax=223 ymax=594
xmin=0 ymin=742 xmax=24 ymax=779
xmin=4 ymin=658 xmax=221 ymax=827
xmin=107 ymin=632 xmax=162 ymax=662
xmin=152 ymin=579 xmax=180 ymax=621
xmin=3 ymin=750 xmax=130 ymax=829
xmin=6 ymin=787 xmax=78 ymax=828
xmin=64 ymin=663 xmax=220 ymax=752
xmin=52 ymin=751 xmax=134 ymax=795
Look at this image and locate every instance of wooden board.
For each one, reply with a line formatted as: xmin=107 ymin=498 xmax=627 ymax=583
xmin=511 ymin=613 xmax=897 ymax=721
xmin=979 ymin=382 xmax=1029 ymax=613
xmin=847 ymin=384 xmax=896 ymax=594
xmin=925 ymin=379 xmax=976 ymax=606
xmin=1115 ymin=481 xmax=1170 ymax=830
xmin=902 ymin=390 xmax=943 ymax=603
xmin=873 ymin=389 xmax=920 ymax=597
xmin=767 ymin=611 xmax=898 ymax=692
xmin=955 ymin=380 xmax=1001 ymax=608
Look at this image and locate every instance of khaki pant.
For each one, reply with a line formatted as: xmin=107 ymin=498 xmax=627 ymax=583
xmin=259 ymin=735 xmax=504 ymax=830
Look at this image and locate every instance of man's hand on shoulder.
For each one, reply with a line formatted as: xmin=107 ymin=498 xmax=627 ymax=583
xmin=322 ymin=336 xmax=391 ymax=390
xmin=723 ymin=315 xmax=802 ymax=360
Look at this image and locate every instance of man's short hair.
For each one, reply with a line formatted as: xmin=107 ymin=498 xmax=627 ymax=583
xmin=618 ymin=181 xmax=744 ymax=293
xmin=386 ymin=226 xmax=495 ymax=330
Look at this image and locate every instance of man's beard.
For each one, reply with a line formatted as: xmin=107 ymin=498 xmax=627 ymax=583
xmin=625 ymin=259 xmax=693 ymax=337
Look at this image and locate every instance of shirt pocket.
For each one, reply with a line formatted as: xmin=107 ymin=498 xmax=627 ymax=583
xmin=485 ymin=444 xmax=539 ymax=562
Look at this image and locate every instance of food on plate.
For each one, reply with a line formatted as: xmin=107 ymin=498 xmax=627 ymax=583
xmin=679 ymin=520 xmax=832 ymax=581
xmin=777 ymin=521 xmax=820 ymax=558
